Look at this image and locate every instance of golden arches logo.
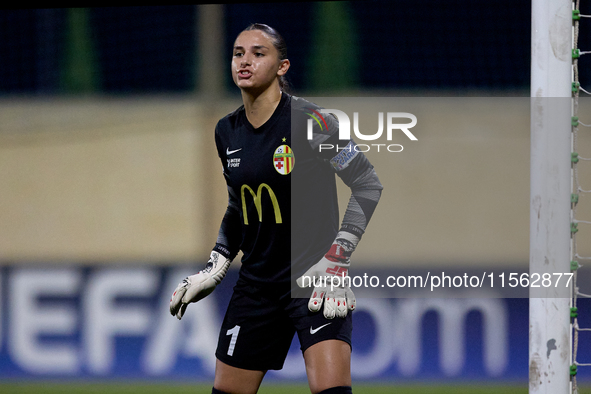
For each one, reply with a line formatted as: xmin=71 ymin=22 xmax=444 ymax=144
xmin=241 ymin=183 xmax=282 ymax=225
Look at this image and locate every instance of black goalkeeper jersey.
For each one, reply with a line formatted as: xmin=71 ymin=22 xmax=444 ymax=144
xmin=213 ymin=92 xmax=382 ymax=290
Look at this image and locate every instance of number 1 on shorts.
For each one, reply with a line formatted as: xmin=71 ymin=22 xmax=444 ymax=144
xmin=226 ymin=325 xmax=240 ymax=356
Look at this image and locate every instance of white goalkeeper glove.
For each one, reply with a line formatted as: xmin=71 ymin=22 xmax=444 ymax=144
xmin=296 ymin=232 xmax=358 ymax=319
xmin=170 ymin=250 xmax=232 ymax=320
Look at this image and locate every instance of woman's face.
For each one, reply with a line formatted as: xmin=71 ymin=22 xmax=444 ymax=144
xmin=232 ymin=29 xmax=288 ymax=92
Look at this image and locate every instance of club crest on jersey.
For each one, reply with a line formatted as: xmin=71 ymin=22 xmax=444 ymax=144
xmin=273 ymin=144 xmax=294 ymax=175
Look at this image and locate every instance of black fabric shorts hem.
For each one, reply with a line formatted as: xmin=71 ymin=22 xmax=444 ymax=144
xmin=215 ymin=278 xmax=352 ymax=371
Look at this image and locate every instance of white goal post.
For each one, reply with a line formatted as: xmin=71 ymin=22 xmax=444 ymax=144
xmin=530 ymin=0 xmax=573 ymax=393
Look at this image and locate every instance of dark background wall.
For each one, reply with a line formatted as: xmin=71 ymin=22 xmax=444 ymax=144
xmin=0 ymin=2 xmax=556 ymax=95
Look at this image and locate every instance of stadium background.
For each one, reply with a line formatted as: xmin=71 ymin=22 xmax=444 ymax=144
xmin=1 ymin=2 xmax=591 ymax=393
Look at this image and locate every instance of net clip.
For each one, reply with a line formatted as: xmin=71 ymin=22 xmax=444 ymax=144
xmin=574 ymin=9 xmax=581 ymax=21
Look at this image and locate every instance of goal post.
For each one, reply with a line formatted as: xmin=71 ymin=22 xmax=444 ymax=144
xmin=530 ymin=0 xmax=573 ymax=393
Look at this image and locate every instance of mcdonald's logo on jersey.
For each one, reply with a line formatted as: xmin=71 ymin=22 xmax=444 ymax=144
xmin=273 ymin=144 xmax=294 ymax=175
xmin=241 ymin=183 xmax=282 ymax=225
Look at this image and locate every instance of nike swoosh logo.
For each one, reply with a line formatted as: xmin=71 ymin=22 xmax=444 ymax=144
xmin=226 ymin=147 xmax=242 ymax=155
xmin=310 ymin=322 xmax=332 ymax=334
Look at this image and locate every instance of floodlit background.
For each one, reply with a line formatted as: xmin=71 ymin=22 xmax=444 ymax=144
xmin=1 ymin=2 xmax=591 ymax=393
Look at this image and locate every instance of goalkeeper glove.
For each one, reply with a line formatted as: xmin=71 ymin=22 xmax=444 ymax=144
xmin=296 ymin=231 xmax=358 ymax=319
xmin=169 ymin=250 xmax=231 ymax=320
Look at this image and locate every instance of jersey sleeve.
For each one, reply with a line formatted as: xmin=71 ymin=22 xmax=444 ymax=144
xmin=333 ymin=148 xmax=383 ymax=239
xmin=309 ymin=112 xmax=383 ymax=239
xmin=212 ymin=122 xmax=242 ymax=260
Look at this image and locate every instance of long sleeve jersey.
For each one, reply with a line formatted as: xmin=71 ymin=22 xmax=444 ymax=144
xmin=212 ymin=92 xmax=383 ymax=291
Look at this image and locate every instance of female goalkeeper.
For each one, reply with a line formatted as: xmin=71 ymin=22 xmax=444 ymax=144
xmin=170 ymin=23 xmax=382 ymax=394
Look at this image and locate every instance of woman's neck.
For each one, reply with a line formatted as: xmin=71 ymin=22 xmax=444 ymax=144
xmin=241 ymin=85 xmax=282 ymax=129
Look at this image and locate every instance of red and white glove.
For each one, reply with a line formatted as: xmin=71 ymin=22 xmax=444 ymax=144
xmin=170 ymin=251 xmax=231 ymax=320
xmin=297 ymin=232 xmax=358 ymax=319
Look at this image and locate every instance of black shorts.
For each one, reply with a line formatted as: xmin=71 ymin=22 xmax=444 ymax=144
xmin=215 ymin=278 xmax=353 ymax=371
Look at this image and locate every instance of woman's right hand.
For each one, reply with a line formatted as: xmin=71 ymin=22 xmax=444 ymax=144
xmin=169 ymin=251 xmax=232 ymax=320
